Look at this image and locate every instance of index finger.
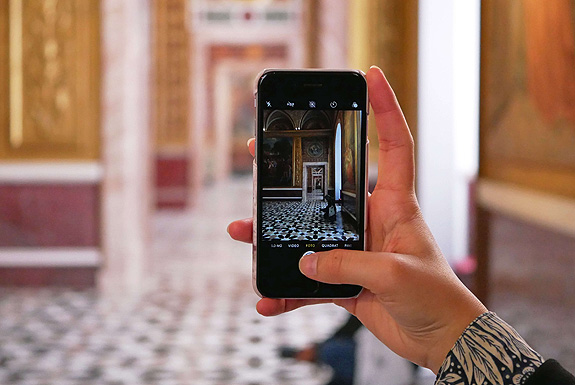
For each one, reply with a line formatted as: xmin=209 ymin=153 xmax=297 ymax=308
xmin=366 ymin=66 xmax=415 ymax=193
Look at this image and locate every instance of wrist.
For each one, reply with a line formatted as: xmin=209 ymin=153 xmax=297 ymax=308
xmin=427 ymin=300 xmax=488 ymax=373
xmin=435 ymin=312 xmax=543 ymax=385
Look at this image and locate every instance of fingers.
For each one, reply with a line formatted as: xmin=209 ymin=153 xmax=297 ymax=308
xmin=299 ymin=249 xmax=397 ymax=291
xmin=256 ymin=297 xmax=333 ymax=316
xmin=227 ymin=218 xmax=253 ymax=243
xmin=247 ymin=138 xmax=255 ymax=157
xmin=366 ymin=66 xmax=415 ymax=192
xmin=228 ymin=139 xmax=255 ymax=243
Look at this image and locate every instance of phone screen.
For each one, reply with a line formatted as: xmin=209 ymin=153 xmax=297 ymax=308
xmin=255 ymin=70 xmax=367 ymax=298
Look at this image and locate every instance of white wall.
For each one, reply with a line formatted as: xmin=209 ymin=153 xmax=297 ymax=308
xmin=417 ymin=0 xmax=480 ymax=264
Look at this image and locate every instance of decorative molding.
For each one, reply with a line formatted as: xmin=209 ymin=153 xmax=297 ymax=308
xmin=0 ymin=162 xmax=102 ymax=183
xmin=191 ymin=0 xmax=303 ymax=29
xmin=0 ymin=248 xmax=101 ymax=267
xmin=477 ymin=179 xmax=575 ymax=238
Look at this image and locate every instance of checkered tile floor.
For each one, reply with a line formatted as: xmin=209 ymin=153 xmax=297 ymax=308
xmin=0 ymin=178 xmax=349 ymax=385
xmin=0 ymin=285 xmax=346 ymax=385
xmin=262 ymin=200 xmax=359 ymax=242
xmin=1 ymin=177 xmax=573 ymax=385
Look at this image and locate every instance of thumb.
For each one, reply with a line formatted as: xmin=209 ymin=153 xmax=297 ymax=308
xmin=299 ymin=249 xmax=395 ymax=290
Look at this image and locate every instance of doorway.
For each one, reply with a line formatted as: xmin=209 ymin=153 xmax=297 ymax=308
xmin=303 ymin=162 xmax=328 ymax=202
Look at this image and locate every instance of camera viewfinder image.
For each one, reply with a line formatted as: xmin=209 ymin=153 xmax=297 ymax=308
xmin=261 ymin=109 xmax=362 ymax=243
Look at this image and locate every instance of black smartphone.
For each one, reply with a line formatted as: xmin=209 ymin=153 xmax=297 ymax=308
xmin=253 ymin=69 xmax=368 ymax=299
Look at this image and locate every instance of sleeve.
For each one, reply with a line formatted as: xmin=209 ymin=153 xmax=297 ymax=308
xmin=525 ymin=359 xmax=575 ymax=385
xmin=435 ymin=312 xmax=544 ymax=385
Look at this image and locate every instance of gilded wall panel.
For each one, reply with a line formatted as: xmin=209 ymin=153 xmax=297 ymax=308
xmin=0 ymin=0 xmax=100 ymax=160
xmin=369 ymin=0 xmax=418 ymax=143
xmin=349 ymin=0 xmax=418 ymax=166
xmin=294 ymin=137 xmax=302 ymax=187
xmin=152 ymin=0 xmax=190 ymax=152
xmin=0 ymin=2 xmax=8 ymax=140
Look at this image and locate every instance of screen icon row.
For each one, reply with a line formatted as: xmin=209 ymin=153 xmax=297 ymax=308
xmin=263 ymin=101 xmax=360 ymax=109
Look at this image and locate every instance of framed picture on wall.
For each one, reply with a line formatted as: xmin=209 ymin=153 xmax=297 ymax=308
xmin=261 ymin=137 xmax=293 ymax=187
xmin=342 ymin=111 xmax=357 ymax=192
xmin=480 ymin=0 xmax=575 ymax=198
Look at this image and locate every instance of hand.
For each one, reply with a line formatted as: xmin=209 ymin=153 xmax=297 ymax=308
xmin=227 ymin=66 xmax=486 ymax=373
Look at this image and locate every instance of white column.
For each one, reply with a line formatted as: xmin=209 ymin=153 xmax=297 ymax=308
xmin=99 ymin=0 xmax=153 ymax=294
xmin=318 ymin=0 xmax=349 ymax=68
xmin=417 ymin=0 xmax=480 ymax=264
xmin=452 ymin=0 xmax=481 ymax=263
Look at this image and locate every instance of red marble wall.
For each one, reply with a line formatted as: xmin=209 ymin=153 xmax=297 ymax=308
xmin=156 ymin=156 xmax=188 ymax=209
xmin=0 ymin=267 xmax=96 ymax=288
xmin=0 ymin=184 xmax=100 ymax=287
xmin=0 ymin=184 xmax=100 ymax=246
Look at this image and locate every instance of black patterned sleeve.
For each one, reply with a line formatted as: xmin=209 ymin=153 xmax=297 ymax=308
xmin=435 ymin=312 xmax=544 ymax=385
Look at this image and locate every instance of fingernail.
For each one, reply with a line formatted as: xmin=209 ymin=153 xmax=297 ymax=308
xmin=299 ymin=253 xmax=318 ymax=277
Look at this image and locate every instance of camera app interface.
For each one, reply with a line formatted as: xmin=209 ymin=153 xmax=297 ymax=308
xmin=260 ymin=108 xmax=363 ymax=252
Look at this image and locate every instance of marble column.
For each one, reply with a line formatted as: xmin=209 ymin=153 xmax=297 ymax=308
xmin=99 ymin=0 xmax=153 ymax=295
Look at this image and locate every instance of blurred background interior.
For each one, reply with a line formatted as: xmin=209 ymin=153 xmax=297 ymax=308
xmin=0 ymin=0 xmax=574 ymax=384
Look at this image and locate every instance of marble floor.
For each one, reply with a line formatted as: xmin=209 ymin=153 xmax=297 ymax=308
xmin=0 ymin=177 xmax=350 ymax=385
xmin=262 ymin=200 xmax=359 ymax=242
xmin=1 ymin=176 xmax=572 ymax=385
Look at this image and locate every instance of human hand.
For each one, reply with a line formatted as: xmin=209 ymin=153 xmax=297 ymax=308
xmin=227 ymin=66 xmax=486 ymax=373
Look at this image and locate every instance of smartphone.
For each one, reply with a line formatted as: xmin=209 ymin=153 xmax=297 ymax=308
xmin=253 ymin=69 xmax=368 ymax=299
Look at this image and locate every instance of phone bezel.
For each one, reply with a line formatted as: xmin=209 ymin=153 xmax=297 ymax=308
xmin=253 ymin=69 xmax=369 ymax=299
